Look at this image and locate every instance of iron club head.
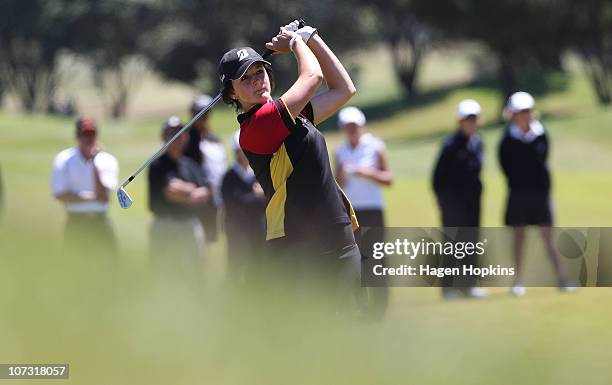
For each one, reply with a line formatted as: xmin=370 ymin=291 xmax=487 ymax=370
xmin=117 ymin=186 xmax=133 ymax=209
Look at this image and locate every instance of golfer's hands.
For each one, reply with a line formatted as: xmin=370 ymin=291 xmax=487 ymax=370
xmin=265 ymin=28 xmax=299 ymax=54
xmin=282 ymin=19 xmax=317 ymax=43
xmin=282 ymin=20 xmax=301 ymax=33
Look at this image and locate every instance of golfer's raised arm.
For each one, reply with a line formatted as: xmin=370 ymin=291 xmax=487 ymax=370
xmin=306 ymin=33 xmax=356 ymax=125
xmin=266 ymin=29 xmax=323 ymax=119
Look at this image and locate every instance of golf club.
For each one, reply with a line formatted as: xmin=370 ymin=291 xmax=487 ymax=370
xmin=117 ymin=20 xmax=305 ymax=209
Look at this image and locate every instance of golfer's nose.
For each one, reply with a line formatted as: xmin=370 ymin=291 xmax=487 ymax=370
xmin=254 ymin=71 xmax=265 ymax=85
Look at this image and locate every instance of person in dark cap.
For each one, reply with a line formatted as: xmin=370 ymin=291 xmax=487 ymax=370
xmin=184 ymin=94 xmax=227 ymax=243
xmin=148 ymin=116 xmax=211 ymax=269
xmin=51 ymin=116 xmax=119 ymax=258
xmin=433 ymin=99 xmax=487 ymax=299
xmin=217 ymin=19 xmax=364 ymax=313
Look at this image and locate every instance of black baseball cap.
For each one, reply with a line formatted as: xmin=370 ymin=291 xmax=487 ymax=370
xmin=218 ymin=47 xmax=271 ymax=83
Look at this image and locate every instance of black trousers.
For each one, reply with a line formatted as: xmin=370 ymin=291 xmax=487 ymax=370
xmin=436 ymin=194 xmax=481 ymax=288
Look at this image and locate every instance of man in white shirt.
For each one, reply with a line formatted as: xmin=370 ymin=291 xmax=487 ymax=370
xmin=51 ymin=116 xmax=119 ymax=258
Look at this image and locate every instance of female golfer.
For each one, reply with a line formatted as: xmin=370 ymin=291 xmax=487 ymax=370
xmin=218 ymin=22 xmax=359 ymax=272
xmin=499 ymin=91 xmax=573 ymax=296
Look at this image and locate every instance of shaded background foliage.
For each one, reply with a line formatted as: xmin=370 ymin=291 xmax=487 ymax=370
xmin=0 ymin=0 xmax=610 ymax=117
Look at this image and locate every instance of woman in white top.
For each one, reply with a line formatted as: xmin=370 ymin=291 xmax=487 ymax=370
xmin=335 ymin=106 xmax=393 ymax=230
xmin=336 ymin=106 xmax=393 ymax=268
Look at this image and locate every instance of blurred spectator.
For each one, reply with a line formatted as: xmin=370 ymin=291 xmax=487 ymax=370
xmin=148 ymin=116 xmax=211 ymax=269
xmin=221 ymin=130 xmax=266 ymax=279
xmin=433 ymin=99 xmax=487 ymax=299
xmin=184 ymin=94 xmax=227 ymax=243
xmin=335 ymin=106 xmax=393 ymax=244
xmin=499 ymin=92 xmax=573 ymax=296
xmin=335 ymin=107 xmax=392 ymax=311
xmin=51 ymin=117 xmax=119 ymax=258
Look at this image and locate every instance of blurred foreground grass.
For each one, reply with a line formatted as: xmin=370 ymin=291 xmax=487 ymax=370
xmin=1 ymin=234 xmax=612 ymax=385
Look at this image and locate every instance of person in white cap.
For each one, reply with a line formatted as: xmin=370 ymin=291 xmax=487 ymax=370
xmin=184 ymin=94 xmax=227 ymax=243
xmin=221 ymin=130 xmax=266 ymax=279
xmin=499 ymin=91 xmax=573 ymax=296
xmin=335 ymin=106 xmax=392 ymax=312
xmin=336 ymin=106 xmax=393 ymax=224
xmin=432 ymin=99 xmax=487 ymax=299
xmin=335 ymin=106 xmax=393 ymax=227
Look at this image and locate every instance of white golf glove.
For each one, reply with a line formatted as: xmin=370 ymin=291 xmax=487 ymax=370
xmin=282 ymin=20 xmax=301 ymax=32
xmin=282 ymin=20 xmax=317 ymax=43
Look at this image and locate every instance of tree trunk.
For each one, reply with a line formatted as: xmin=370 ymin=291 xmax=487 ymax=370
xmin=389 ymin=35 xmax=425 ymax=99
xmin=498 ymin=51 xmax=517 ymax=104
xmin=0 ymin=39 xmax=57 ymax=113
xmin=587 ymin=59 xmax=612 ymax=105
xmin=581 ymin=43 xmax=612 ymax=106
xmin=111 ymin=88 xmax=128 ymax=118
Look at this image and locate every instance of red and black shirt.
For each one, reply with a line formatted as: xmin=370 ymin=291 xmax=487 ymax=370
xmin=238 ymin=98 xmax=359 ymax=254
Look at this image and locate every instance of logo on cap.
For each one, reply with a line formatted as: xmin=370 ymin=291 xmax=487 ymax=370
xmin=237 ymin=49 xmax=249 ymax=61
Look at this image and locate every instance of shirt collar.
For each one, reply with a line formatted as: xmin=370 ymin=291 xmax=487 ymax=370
xmin=509 ymin=120 xmax=544 ymax=143
xmin=237 ymin=103 xmax=264 ymax=125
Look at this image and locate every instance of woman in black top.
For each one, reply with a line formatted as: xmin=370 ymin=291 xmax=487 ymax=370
xmin=433 ymin=99 xmax=487 ymax=299
xmin=216 ymin=21 xmax=373 ymax=315
xmin=499 ymin=92 xmax=573 ymax=295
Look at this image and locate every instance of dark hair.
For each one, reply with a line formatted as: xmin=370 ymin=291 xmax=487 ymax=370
xmin=221 ymin=63 xmax=274 ymax=112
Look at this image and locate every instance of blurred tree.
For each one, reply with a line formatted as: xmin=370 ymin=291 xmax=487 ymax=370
xmin=143 ymin=0 xmax=373 ymax=95
xmin=68 ymin=0 xmax=162 ymax=118
xmin=568 ymin=0 xmax=612 ymax=105
xmin=363 ymin=1 xmax=431 ymax=98
xmin=414 ymin=0 xmax=571 ymax=101
xmin=0 ymin=0 xmax=84 ymax=112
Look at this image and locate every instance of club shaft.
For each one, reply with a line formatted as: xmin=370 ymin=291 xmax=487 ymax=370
xmin=118 ymin=18 xmax=305 ymax=190
xmin=120 ymin=93 xmax=222 ymax=188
